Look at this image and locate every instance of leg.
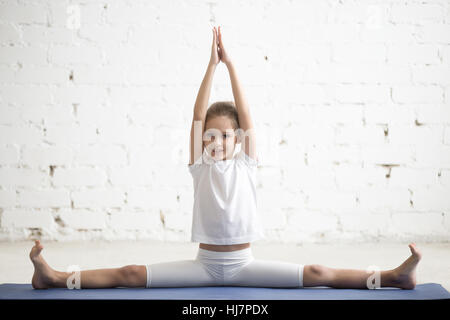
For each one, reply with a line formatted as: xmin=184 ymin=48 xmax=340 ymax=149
xmin=303 ymin=243 xmax=422 ymax=289
xmin=30 ymin=240 xmax=147 ymax=289
xmin=226 ymin=258 xmax=304 ymax=288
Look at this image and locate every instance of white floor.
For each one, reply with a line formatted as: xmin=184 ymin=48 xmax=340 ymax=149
xmin=1 ymin=240 xmax=449 ymax=291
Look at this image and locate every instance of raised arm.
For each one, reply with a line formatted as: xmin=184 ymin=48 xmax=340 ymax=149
xmin=189 ymin=27 xmax=220 ymax=165
xmin=217 ymin=26 xmax=257 ymax=161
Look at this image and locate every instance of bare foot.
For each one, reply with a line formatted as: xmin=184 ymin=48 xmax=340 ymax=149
xmin=29 ymin=240 xmax=58 ymax=289
xmin=391 ymin=243 xmax=422 ymax=290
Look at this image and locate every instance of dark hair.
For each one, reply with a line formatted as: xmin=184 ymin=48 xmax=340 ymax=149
xmin=205 ymin=101 xmax=240 ymax=130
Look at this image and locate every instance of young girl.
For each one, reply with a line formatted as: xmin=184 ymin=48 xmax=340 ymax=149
xmin=29 ymin=26 xmax=421 ymax=290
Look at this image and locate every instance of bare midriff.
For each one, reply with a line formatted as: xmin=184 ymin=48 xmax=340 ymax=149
xmin=199 ymin=242 xmax=250 ymax=252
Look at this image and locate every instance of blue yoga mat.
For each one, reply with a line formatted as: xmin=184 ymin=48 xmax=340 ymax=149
xmin=0 ymin=283 xmax=449 ymax=300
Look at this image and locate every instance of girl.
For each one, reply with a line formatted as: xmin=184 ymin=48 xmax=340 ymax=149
xmin=29 ymin=26 xmax=421 ymax=290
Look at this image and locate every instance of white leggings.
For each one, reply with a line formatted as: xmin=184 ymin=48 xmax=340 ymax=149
xmin=145 ymin=247 xmax=304 ymax=288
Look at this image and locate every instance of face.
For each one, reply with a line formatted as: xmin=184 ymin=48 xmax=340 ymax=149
xmin=203 ymin=116 xmax=238 ymax=161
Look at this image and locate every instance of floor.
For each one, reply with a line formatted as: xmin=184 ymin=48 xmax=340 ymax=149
xmin=1 ymin=240 xmax=449 ymax=291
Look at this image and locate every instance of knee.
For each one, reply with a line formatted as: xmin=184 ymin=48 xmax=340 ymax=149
xmin=120 ymin=264 xmax=142 ymax=282
xmin=307 ymin=264 xmax=333 ymax=280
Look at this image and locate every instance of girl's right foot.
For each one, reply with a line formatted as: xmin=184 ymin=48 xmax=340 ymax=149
xmin=391 ymin=243 xmax=422 ymax=290
xmin=29 ymin=240 xmax=59 ymax=289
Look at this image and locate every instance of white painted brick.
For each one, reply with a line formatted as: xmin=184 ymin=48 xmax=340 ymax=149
xmin=21 ymin=26 xmax=75 ymax=45
xmin=388 ymin=125 xmax=443 ymax=146
xmin=0 ymin=168 xmax=48 ymax=187
xmin=282 ymin=166 xmax=336 ymax=190
xmin=72 ymin=65 xmax=125 ymax=85
xmin=313 ymin=105 xmax=363 ymax=124
xmin=415 ymin=105 xmax=450 ymax=124
xmin=442 ymin=45 xmax=450 ymax=65
xmin=109 ymin=211 xmax=160 ymax=231
xmin=357 ymin=187 xmax=411 ymax=211
xmin=0 ymin=126 xmax=43 ymax=145
xmin=414 ymin=145 xmax=450 ymax=168
xmin=58 ymin=209 xmax=107 ymax=229
xmin=78 ymin=25 xmax=129 ymax=45
xmin=335 ymin=85 xmax=390 ymax=104
xmin=152 ymin=165 xmax=191 ymax=189
xmin=391 ymin=212 xmax=447 ymax=236
xmin=109 ymin=167 xmax=153 ymax=187
xmin=0 ymin=23 xmax=21 ymax=44
xmin=360 ymin=25 xmax=417 ymax=44
xmin=22 ymin=145 xmax=73 ymax=166
xmin=387 ymin=44 xmax=439 ymax=65
xmin=333 ymin=44 xmax=386 ymax=63
xmin=72 ymin=188 xmax=124 ymax=208
xmin=259 ymin=210 xmax=286 ymax=231
xmin=0 ymin=145 xmax=19 ymax=164
xmin=440 ymin=169 xmax=450 ymax=186
xmin=256 ymin=167 xmax=282 ymax=189
xmin=364 ymin=104 xmax=416 ymax=125
xmin=392 ymin=86 xmax=443 ymax=104
xmin=44 ymin=125 xmax=99 ymax=144
xmin=1 ymin=209 xmax=54 ymax=229
xmin=286 ymin=211 xmax=338 ymax=233
xmin=51 ymin=85 xmax=108 ymax=106
xmin=388 ymin=167 xmax=439 ymax=188
xmin=361 ymin=145 xmax=414 ymax=165
xmin=0 ymin=189 xmax=16 ymax=207
xmin=412 ymin=186 xmax=450 ymax=211
xmin=0 ymin=85 xmax=52 ymax=106
xmin=307 ymin=145 xmax=362 ymax=166
xmin=335 ymin=165 xmax=387 ymax=190
xmin=339 ymin=212 xmax=390 ymax=235
xmin=106 ymin=3 xmax=159 ymax=25
xmin=0 ymin=46 xmax=47 ymax=65
xmin=49 ymin=45 xmax=103 ymax=65
xmin=335 ymin=124 xmax=386 ymax=145
xmin=412 ymin=66 xmax=450 ymax=85
xmin=307 ymin=187 xmax=357 ymax=211
xmin=416 ymin=24 xmax=450 ymax=43
xmin=0 ymin=3 xmax=47 ymax=24
xmin=13 ymin=66 xmax=69 ymax=85
xmin=73 ymin=145 xmax=127 ymax=166
xmin=52 ymin=167 xmax=107 ymax=187
xmin=281 ymin=123 xmax=335 ymax=147
xmin=390 ymin=3 xmax=443 ymax=24
xmin=17 ymin=189 xmax=71 ymax=208
xmin=445 ymin=126 xmax=450 ymax=145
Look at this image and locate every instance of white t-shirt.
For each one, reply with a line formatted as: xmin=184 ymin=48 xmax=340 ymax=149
xmin=188 ymin=148 xmax=265 ymax=245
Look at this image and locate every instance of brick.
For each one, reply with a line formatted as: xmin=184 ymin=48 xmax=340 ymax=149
xmin=0 ymin=168 xmax=48 ymax=187
xmin=1 ymin=209 xmax=54 ymax=229
xmin=0 ymin=145 xmax=19 ymax=164
xmin=390 ymin=4 xmax=443 ymax=23
xmin=388 ymin=125 xmax=443 ymax=146
xmin=335 ymin=124 xmax=386 ymax=145
xmin=388 ymin=167 xmax=439 ymax=188
xmin=72 ymin=188 xmax=125 ymax=208
xmin=52 ymin=167 xmax=107 ymax=187
xmin=44 ymin=125 xmax=99 ymax=144
xmin=22 ymin=26 xmax=75 ymax=45
xmin=357 ymin=187 xmax=411 ymax=211
xmin=109 ymin=166 xmax=153 ymax=187
xmin=0 ymin=23 xmax=21 ymax=44
xmin=361 ymin=145 xmax=415 ymax=165
xmin=412 ymin=66 xmax=450 ymax=85
xmin=333 ymin=44 xmax=386 ymax=63
xmin=387 ymin=44 xmax=439 ymax=65
xmin=0 ymin=189 xmax=16 ymax=207
xmin=340 ymin=211 xmax=390 ymax=235
xmin=109 ymin=211 xmax=160 ymax=230
xmin=414 ymin=145 xmax=450 ymax=167
xmin=416 ymin=24 xmax=450 ymax=43
xmin=415 ymin=105 xmax=450 ymax=124
xmin=49 ymin=45 xmax=103 ymax=65
xmin=307 ymin=187 xmax=357 ymax=211
xmin=364 ymin=104 xmax=416 ymax=125
xmin=392 ymin=86 xmax=443 ymax=104
xmin=0 ymin=126 xmax=43 ymax=145
xmin=0 ymin=46 xmax=47 ymax=65
xmin=22 ymin=145 xmax=73 ymax=166
xmin=335 ymin=165 xmax=387 ymax=190
xmin=58 ymin=209 xmax=107 ymax=229
xmin=17 ymin=189 xmax=71 ymax=208
xmin=0 ymin=85 xmax=52 ymax=106
xmin=391 ymin=212 xmax=447 ymax=236
xmin=0 ymin=4 xmax=47 ymax=23
xmin=73 ymin=145 xmax=127 ymax=166
xmin=445 ymin=126 xmax=450 ymax=145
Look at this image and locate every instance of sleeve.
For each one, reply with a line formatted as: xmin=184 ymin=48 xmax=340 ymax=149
xmin=236 ymin=149 xmax=259 ymax=169
xmin=188 ymin=153 xmax=204 ymax=177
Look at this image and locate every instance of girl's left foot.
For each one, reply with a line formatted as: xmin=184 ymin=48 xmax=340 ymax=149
xmin=391 ymin=243 xmax=422 ymax=289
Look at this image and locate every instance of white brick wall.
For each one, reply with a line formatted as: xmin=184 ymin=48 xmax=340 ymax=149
xmin=0 ymin=0 xmax=449 ymax=243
